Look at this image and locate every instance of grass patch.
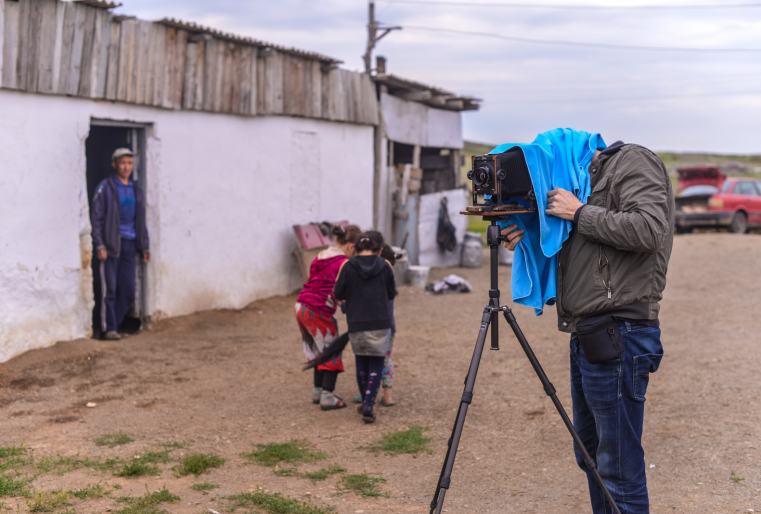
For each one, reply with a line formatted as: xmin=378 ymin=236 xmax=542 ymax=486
xmin=175 ymin=453 xmax=225 ymax=477
xmin=273 ymin=467 xmax=300 ymax=477
xmin=135 ymin=450 xmax=171 ymax=464
xmin=226 ymin=491 xmax=334 ymax=514
xmin=339 ymin=472 xmax=387 ymax=498
xmin=35 ymin=455 xmax=80 ymax=476
xmin=69 ymin=482 xmax=111 ymax=500
xmin=115 ymin=486 xmax=179 ymax=514
xmin=730 ymin=471 xmax=745 ymax=484
xmin=115 ymin=461 xmax=160 ymax=478
xmin=0 ymin=474 xmax=28 ymax=497
xmin=95 ymin=433 xmax=134 ymax=448
xmin=158 ymin=441 xmax=189 ymax=449
xmin=0 ymin=446 xmax=26 ymax=459
xmin=26 ymin=490 xmax=71 ymax=512
xmin=301 ymin=464 xmax=346 ymax=484
xmin=241 ymin=440 xmax=326 ymax=468
xmin=190 ymin=482 xmax=219 ymax=492
xmin=82 ymin=456 xmax=125 ymax=472
xmin=367 ymin=424 xmax=432 ymax=455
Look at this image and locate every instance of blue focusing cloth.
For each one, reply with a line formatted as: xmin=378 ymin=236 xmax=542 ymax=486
xmin=491 ymin=128 xmax=607 ymax=315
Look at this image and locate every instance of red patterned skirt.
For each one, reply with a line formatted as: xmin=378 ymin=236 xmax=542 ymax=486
xmin=294 ymin=302 xmax=344 ymax=372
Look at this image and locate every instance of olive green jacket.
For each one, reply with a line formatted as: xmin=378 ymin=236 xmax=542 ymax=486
xmin=556 ymin=144 xmax=675 ymax=333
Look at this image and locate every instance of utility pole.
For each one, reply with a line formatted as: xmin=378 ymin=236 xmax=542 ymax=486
xmin=362 ymin=1 xmax=401 ymax=73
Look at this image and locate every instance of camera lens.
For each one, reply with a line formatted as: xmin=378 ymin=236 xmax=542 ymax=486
xmin=473 ymin=166 xmax=492 ymax=187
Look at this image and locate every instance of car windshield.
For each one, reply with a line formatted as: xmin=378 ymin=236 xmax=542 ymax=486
xmin=679 ymin=185 xmax=719 ymax=197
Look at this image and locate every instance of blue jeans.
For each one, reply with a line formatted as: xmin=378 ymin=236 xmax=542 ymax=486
xmin=103 ymin=238 xmax=137 ymax=332
xmin=570 ymin=322 xmax=664 ymax=514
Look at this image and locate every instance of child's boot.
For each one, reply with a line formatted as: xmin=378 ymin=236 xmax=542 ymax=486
xmin=320 ymin=390 xmax=347 ymax=411
xmin=312 ymin=387 xmax=322 ymax=404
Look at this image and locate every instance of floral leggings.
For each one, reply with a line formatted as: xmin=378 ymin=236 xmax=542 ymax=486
xmin=382 ymin=336 xmax=394 ymax=388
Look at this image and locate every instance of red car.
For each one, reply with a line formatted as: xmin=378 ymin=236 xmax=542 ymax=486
xmin=675 ymin=177 xmax=761 ymax=233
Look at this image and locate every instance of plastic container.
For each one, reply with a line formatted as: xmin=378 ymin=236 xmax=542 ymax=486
xmin=407 ymin=265 xmax=431 ymax=288
xmin=460 ymin=231 xmax=484 ymax=268
xmin=391 ymin=246 xmax=409 ymax=286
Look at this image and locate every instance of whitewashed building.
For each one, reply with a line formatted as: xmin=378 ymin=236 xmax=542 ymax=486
xmin=0 ymin=0 xmax=478 ymax=362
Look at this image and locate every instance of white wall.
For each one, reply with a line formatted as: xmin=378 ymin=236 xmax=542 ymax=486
xmin=417 ymin=189 xmax=469 ymax=268
xmin=0 ymin=89 xmax=374 ymax=362
xmin=381 ymin=92 xmax=463 ymax=149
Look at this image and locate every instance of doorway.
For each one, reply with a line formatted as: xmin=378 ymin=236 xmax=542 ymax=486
xmin=85 ymin=120 xmax=148 ymax=337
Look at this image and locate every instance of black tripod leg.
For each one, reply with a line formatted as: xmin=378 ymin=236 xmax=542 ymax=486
xmin=429 ymin=306 xmax=492 ymax=514
xmin=501 ymin=308 xmax=622 ymax=514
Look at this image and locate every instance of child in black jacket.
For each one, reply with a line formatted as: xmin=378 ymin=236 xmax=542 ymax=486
xmin=334 ymin=231 xmax=396 ymax=423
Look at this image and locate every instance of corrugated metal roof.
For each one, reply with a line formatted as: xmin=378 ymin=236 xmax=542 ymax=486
xmin=375 ymin=73 xmax=481 ymax=111
xmin=72 ymin=0 xmax=122 ymax=9
xmin=158 ymin=18 xmax=343 ymax=65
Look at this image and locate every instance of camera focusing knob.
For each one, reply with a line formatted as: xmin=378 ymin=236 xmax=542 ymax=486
xmin=467 ymin=170 xmax=473 ymax=180
xmin=496 ymin=169 xmax=506 ymax=180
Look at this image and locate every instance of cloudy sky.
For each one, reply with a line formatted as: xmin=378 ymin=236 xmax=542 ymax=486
xmin=114 ymin=1 xmax=761 ymax=154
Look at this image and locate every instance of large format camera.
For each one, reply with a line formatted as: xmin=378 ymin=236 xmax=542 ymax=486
xmin=465 ymin=147 xmax=536 ymax=214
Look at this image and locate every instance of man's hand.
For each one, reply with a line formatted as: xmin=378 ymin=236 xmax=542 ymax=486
xmin=142 ymin=252 xmax=151 ymax=263
xmin=500 ymin=224 xmax=524 ymax=251
xmin=546 ymin=188 xmax=583 ymax=221
xmin=97 ymin=249 xmax=107 ymax=261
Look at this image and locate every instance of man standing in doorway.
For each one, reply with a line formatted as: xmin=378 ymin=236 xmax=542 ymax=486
xmin=91 ymin=148 xmax=150 ymax=340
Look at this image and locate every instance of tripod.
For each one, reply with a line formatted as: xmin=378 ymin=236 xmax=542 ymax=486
xmin=429 ymin=220 xmax=621 ymax=514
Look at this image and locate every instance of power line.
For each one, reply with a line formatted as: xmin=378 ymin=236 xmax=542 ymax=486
xmin=484 ymin=88 xmax=761 ymax=104
xmin=380 ymin=0 xmax=761 ymax=10
xmin=403 ymin=25 xmax=761 ymax=52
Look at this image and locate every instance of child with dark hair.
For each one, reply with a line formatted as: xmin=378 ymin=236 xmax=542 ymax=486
xmin=334 ymin=231 xmax=396 ymax=423
xmin=295 ymin=224 xmax=362 ymax=410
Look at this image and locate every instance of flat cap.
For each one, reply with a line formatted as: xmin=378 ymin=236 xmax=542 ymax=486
xmin=112 ymin=147 xmax=134 ymax=161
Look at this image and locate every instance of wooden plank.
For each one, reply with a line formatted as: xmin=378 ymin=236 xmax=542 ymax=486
xmin=167 ymin=28 xmax=187 ymax=109
xmin=35 ymin=0 xmax=59 ymax=93
xmin=201 ymin=37 xmax=217 ymax=111
xmin=2 ymin=0 xmax=20 ymax=88
xmin=192 ymin=38 xmax=204 ymax=110
xmin=305 ymin=60 xmax=321 ymax=118
xmin=229 ymin=43 xmax=242 ymax=114
xmin=104 ymin=19 xmax=119 ymax=100
xmin=161 ymin=26 xmax=175 ymax=108
xmin=24 ymin=0 xmax=43 ymax=91
xmin=65 ymin=2 xmax=87 ymax=96
xmin=263 ymin=50 xmax=283 ymax=114
xmin=321 ymin=66 xmax=332 ymax=121
xmin=181 ymin=40 xmax=197 ymax=110
xmin=247 ymin=46 xmax=257 ymax=115
xmin=92 ymin=9 xmax=111 ymax=98
xmin=283 ymin=54 xmax=306 ymax=117
xmin=220 ymin=42 xmax=234 ymax=113
xmin=0 ymin=0 xmax=4 ymax=81
xmin=50 ymin=0 xmax=64 ymax=90
xmin=238 ymin=45 xmax=255 ymax=115
xmin=143 ymin=20 xmax=155 ymax=104
xmin=150 ymin=23 xmax=165 ymax=106
xmin=16 ymin=0 xmax=31 ymax=91
xmin=77 ymin=5 xmax=97 ymax=97
xmin=255 ymin=52 xmax=265 ymax=114
xmin=211 ymin=38 xmax=224 ymax=111
xmin=133 ymin=19 xmax=150 ymax=104
xmin=56 ymin=1 xmax=75 ymax=94
xmin=116 ymin=17 xmax=133 ymax=101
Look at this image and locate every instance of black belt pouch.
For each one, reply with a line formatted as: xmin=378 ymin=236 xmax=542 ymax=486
xmin=576 ymin=315 xmax=624 ymax=364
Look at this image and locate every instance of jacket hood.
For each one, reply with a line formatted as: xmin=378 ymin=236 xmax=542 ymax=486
xmin=311 ymin=252 xmax=346 ymax=274
xmin=349 ymin=255 xmax=387 ymax=279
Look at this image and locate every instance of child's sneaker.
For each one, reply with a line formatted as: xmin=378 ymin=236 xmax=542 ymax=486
xmin=320 ymin=391 xmax=347 ymax=411
xmin=312 ymin=387 xmax=323 ymax=404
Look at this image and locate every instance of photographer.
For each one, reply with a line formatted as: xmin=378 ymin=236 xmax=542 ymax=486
xmin=502 ymin=142 xmax=675 ymax=514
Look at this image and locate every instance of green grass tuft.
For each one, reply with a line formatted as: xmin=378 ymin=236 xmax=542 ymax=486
xmin=0 ymin=474 xmax=28 ymax=497
xmin=95 ymin=433 xmax=134 ymax=448
xmin=69 ymin=482 xmax=111 ymax=500
xmin=241 ymin=440 xmax=326 ymax=467
xmin=158 ymin=441 xmax=189 ymax=450
xmin=115 ymin=461 xmax=160 ymax=477
xmin=367 ymin=424 xmax=432 ymax=455
xmin=273 ymin=467 xmax=300 ymax=477
xmin=301 ymin=464 xmax=346 ymax=484
xmin=175 ymin=454 xmax=225 ymax=477
xmin=115 ymin=486 xmax=179 ymax=514
xmin=226 ymin=491 xmax=334 ymax=514
xmin=0 ymin=446 xmax=26 ymax=459
xmin=35 ymin=455 xmax=80 ymax=476
xmin=26 ymin=490 xmax=71 ymax=512
xmin=190 ymin=482 xmax=219 ymax=492
xmin=339 ymin=472 xmax=387 ymax=498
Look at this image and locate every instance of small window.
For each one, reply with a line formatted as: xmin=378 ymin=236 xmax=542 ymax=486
xmin=734 ymin=181 xmax=759 ymax=196
xmin=721 ymin=181 xmax=733 ymax=193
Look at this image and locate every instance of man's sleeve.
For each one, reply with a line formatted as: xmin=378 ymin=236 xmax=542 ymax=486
xmin=90 ymin=184 xmax=106 ymax=252
xmin=577 ymin=148 xmax=670 ymax=254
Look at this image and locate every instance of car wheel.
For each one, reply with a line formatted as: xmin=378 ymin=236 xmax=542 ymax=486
xmin=730 ymin=212 xmax=748 ymax=234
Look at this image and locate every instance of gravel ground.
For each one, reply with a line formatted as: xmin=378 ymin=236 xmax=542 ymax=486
xmin=0 ymin=233 xmax=759 ymax=513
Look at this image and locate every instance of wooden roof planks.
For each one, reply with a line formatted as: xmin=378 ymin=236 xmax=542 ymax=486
xmin=0 ymin=0 xmax=379 ymax=126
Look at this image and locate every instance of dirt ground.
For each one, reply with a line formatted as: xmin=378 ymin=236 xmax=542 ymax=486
xmin=1 ymin=233 xmax=760 ymax=514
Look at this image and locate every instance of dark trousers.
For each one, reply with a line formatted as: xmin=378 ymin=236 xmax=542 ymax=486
xmin=570 ymin=323 xmax=664 ymax=514
xmin=313 ymin=368 xmax=338 ymax=392
xmin=101 ymin=238 xmax=137 ymax=332
xmin=355 ymin=355 xmax=385 ymax=416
